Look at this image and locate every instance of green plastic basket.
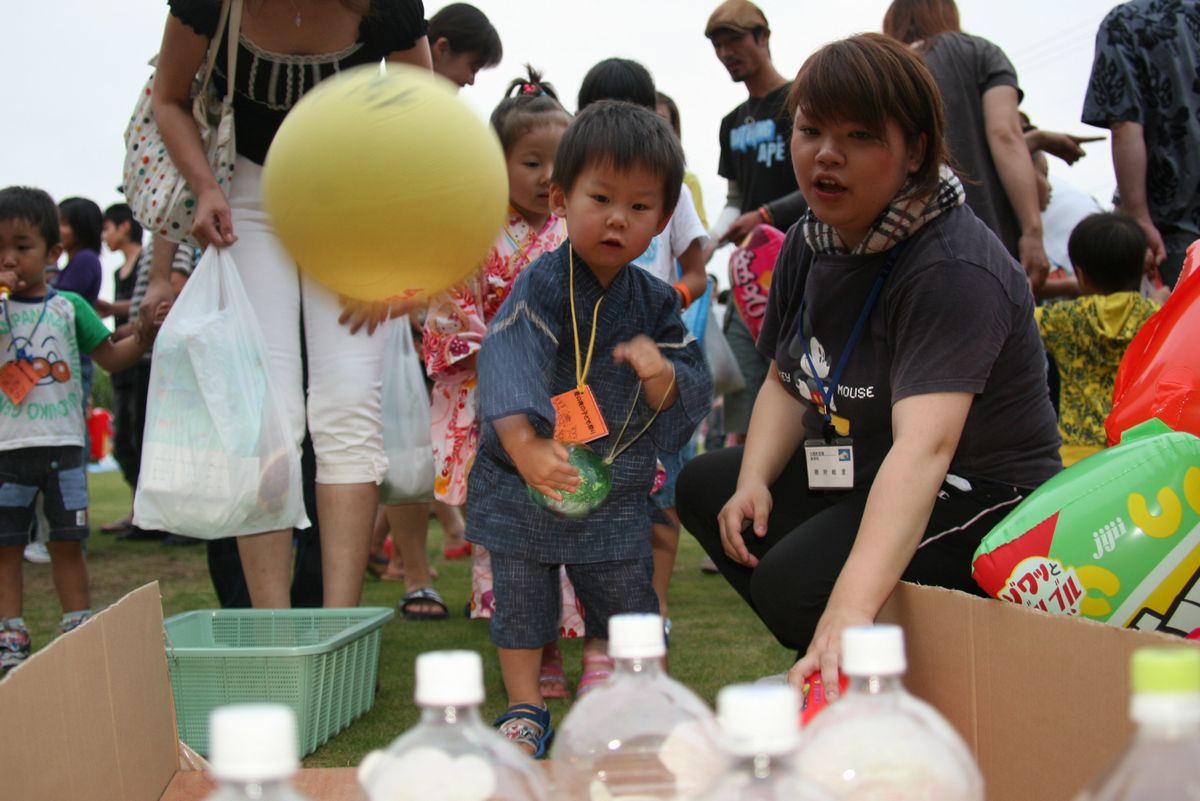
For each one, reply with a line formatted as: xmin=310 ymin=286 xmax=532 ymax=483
xmin=163 ymin=607 xmax=394 ymax=757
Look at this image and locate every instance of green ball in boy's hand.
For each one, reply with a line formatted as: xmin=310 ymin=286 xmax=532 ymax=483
xmin=528 ymin=443 xmax=612 ymax=520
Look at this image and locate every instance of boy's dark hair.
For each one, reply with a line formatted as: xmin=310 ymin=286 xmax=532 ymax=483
xmin=577 ymin=58 xmax=657 ymax=112
xmin=57 ymin=197 xmax=103 ymax=253
xmin=428 ymin=3 xmax=503 ymax=69
xmin=1068 ymin=213 xmax=1147 ymax=293
xmin=489 ymin=65 xmax=571 ymax=153
xmin=788 ymin=33 xmax=950 ymax=199
xmin=103 ymin=202 xmax=144 ymax=244
xmin=553 ymin=100 xmax=684 ymax=218
xmin=0 ymin=186 xmax=61 ymax=250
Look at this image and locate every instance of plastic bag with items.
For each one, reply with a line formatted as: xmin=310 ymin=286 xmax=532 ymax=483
xmin=378 ymin=320 xmax=435 ymax=504
xmin=133 ymin=246 xmax=309 ymax=538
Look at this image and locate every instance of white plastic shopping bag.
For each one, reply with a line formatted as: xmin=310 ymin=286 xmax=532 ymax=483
xmin=133 ymin=246 xmax=310 ymax=537
xmin=378 ymin=320 xmax=435 ymax=504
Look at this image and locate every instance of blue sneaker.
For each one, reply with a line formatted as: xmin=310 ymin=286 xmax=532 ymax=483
xmin=0 ymin=623 xmax=31 ymax=671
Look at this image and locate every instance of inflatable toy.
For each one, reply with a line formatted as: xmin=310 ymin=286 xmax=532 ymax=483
xmin=729 ymin=224 xmax=784 ymax=341
xmin=973 ymin=419 xmax=1200 ymax=636
xmin=1106 ymin=263 xmax=1200 ymax=444
xmin=528 ymin=443 xmax=612 ymax=519
xmin=263 ymin=64 xmax=508 ymax=302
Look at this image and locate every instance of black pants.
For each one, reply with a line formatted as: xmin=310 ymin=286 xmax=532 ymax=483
xmin=677 ymin=446 xmax=1028 ymax=652
xmin=110 ymin=363 xmax=152 ymax=490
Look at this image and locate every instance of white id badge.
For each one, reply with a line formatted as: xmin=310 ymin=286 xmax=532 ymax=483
xmin=804 ymin=438 xmax=855 ymax=490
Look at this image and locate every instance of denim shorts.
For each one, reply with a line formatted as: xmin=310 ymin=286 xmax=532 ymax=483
xmin=652 ymin=441 xmax=696 ymax=511
xmin=489 ymin=553 xmax=658 ymax=649
xmin=0 ymin=446 xmax=89 ymax=546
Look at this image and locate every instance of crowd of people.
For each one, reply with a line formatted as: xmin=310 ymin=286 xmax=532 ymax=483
xmin=2 ymin=0 xmax=1193 ymax=757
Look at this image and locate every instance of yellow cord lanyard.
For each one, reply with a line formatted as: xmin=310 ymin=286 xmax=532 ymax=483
xmin=568 ymin=246 xmax=604 ymax=391
xmin=564 ymin=247 xmax=677 ymax=463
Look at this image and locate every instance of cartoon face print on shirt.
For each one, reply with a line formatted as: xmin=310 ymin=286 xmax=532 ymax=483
xmin=787 ymin=312 xmax=836 ymax=414
xmin=9 ymin=331 xmax=72 ymax=386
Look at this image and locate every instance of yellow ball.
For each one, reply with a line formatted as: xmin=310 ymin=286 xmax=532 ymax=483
xmin=262 ymin=64 xmax=508 ymax=301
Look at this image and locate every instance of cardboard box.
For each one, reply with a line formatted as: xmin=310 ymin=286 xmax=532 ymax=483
xmin=2 ymin=581 xmax=1196 ymax=800
xmin=0 ymin=583 xmax=363 ymax=801
xmin=877 ymin=583 xmax=1198 ymax=801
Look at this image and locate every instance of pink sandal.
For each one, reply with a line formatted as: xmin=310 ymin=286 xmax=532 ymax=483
xmin=539 ymin=644 xmax=570 ymax=699
xmin=576 ymin=654 xmax=614 ymax=698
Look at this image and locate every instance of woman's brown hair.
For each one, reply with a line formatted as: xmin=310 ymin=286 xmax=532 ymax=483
xmin=882 ymin=0 xmax=961 ymax=46
xmin=786 ymin=33 xmax=951 ymax=198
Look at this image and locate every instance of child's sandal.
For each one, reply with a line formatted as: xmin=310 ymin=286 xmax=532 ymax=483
xmin=576 ymin=654 xmax=615 ymax=699
xmin=494 ymin=703 xmax=553 ymax=758
xmin=539 ymin=647 xmax=570 ymax=699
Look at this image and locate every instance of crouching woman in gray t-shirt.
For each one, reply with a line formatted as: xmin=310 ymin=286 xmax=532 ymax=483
xmin=676 ymin=33 xmax=1061 ymax=696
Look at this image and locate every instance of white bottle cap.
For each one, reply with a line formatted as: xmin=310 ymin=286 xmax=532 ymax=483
xmin=717 ymin=683 xmax=800 ymax=755
xmin=608 ymin=614 xmax=666 ymax=659
xmin=415 ymin=650 xmax=485 ymax=706
xmin=841 ymin=624 xmax=907 ymax=677
xmin=208 ymin=703 xmax=299 ymax=782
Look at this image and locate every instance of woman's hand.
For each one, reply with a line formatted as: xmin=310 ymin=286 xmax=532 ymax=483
xmin=1018 ymin=232 xmax=1050 ymax=293
xmin=191 ymin=186 xmax=236 ymax=249
xmin=716 ymin=483 xmax=772 ymax=567
xmin=788 ymin=604 xmax=874 ymax=700
xmin=337 ymin=298 xmax=388 ymax=336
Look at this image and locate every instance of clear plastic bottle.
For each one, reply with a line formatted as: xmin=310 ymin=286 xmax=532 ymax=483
xmin=358 ymin=650 xmax=550 ymax=801
xmin=550 ymin=613 xmax=725 ymax=801
xmin=699 ymin=683 xmax=838 ymax=801
xmin=794 ymin=625 xmax=984 ymax=801
xmin=202 ymin=704 xmax=314 ymax=801
xmin=1072 ymin=647 xmax=1200 ymax=801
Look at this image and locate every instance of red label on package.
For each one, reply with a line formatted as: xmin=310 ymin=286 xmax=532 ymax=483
xmin=0 ymin=360 xmax=38 ymax=406
xmin=551 ymin=385 xmax=609 ymax=443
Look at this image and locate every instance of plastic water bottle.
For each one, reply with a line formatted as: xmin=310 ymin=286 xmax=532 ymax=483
xmin=1072 ymin=647 xmax=1200 ymax=801
xmin=202 ymin=704 xmax=313 ymax=801
xmin=358 ymin=650 xmax=550 ymax=801
xmin=699 ymin=684 xmax=838 ymax=801
xmin=795 ymin=625 xmax=984 ymax=801
xmin=551 ymin=613 xmax=725 ymax=801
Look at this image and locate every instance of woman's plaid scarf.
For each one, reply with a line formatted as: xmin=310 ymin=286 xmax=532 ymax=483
xmin=802 ymin=165 xmax=966 ymax=256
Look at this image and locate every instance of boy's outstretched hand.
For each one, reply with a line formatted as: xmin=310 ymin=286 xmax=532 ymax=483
xmin=511 ymin=437 xmax=580 ymax=501
xmin=494 ymin=415 xmax=580 ymax=501
xmin=613 ymin=335 xmax=677 ymax=410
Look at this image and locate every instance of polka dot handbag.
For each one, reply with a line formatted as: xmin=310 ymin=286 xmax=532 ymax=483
xmin=122 ymin=0 xmax=241 ymax=248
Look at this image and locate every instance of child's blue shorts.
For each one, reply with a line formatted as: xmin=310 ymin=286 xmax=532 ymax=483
xmin=0 ymin=446 xmax=90 ymax=547
xmin=488 ymin=553 xmax=658 ymax=649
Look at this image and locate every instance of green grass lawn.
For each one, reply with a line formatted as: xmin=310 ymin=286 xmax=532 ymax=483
xmin=19 ymin=470 xmax=789 ymax=767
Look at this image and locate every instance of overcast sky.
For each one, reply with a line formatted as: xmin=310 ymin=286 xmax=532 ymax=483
xmin=3 ymin=0 xmax=1120 ymax=297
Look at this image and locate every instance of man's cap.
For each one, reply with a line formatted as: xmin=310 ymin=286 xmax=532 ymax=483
xmin=705 ymin=0 xmax=769 ymax=38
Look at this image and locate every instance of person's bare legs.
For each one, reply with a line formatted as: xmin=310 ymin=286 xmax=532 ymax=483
xmin=433 ymin=500 xmax=467 ymax=554
xmin=498 ymin=646 xmax=546 ymax=756
xmin=318 ymin=482 xmax=378 ymax=608
xmin=384 ymin=501 xmax=439 ymax=613
xmin=650 ymin=508 xmax=681 ymax=620
xmin=46 ymin=540 xmax=89 ymax=613
xmin=0 ymin=546 xmax=23 ymax=619
xmin=237 ymin=529 xmax=293 ymax=608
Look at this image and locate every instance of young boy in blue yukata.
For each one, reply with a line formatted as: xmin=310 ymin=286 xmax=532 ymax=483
xmin=466 ymin=101 xmax=712 ymax=756
xmin=0 ymin=186 xmax=168 ymax=672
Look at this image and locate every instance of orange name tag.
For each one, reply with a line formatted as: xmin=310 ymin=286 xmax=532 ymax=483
xmin=0 ymin=360 xmax=38 ymax=406
xmin=551 ymin=385 xmax=609 ymax=444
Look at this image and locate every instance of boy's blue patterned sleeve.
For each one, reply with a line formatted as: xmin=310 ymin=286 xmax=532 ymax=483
xmin=477 ymin=265 xmax=560 ymax=427
xmin=648 ymin=291 xmax=712 ymax=451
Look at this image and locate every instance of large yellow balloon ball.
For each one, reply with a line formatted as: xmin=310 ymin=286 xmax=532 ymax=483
xmin=263 ymin=64 xmax=508 ymax=301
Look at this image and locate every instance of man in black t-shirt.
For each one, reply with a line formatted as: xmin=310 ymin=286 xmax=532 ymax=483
xmin=705 ymin=0 xmax=807 ymax=443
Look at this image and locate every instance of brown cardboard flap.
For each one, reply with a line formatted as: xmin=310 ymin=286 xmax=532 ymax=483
xmin=0 ymin=583 xmax=178 ymax=801
xmin=879 ymin=583 xmax=1196 ymax=801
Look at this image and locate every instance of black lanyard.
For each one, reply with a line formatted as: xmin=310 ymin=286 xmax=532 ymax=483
xmin=797 ymin=244 xmax=905 ymax=441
